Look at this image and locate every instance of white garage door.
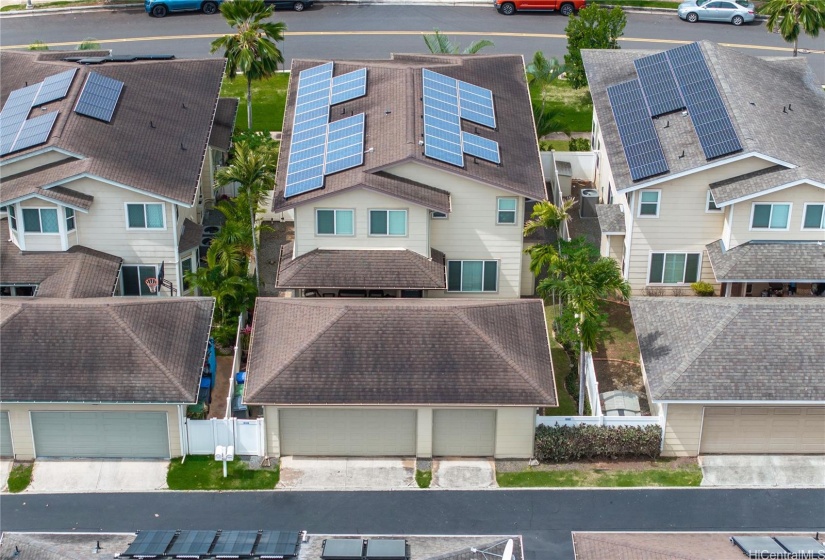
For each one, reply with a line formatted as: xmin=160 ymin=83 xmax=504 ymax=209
xmin=279 ymin=409 xmax=416 ymax=456
xmin=433 ymin=409 xmax=496 ymax=457
xmin=0 ymin=412 xmax=12 ymax=457
xmin=701 ymin=407 xmax=825 ymax=454
xmin=31 ymin=412 xmax=170 ymax=458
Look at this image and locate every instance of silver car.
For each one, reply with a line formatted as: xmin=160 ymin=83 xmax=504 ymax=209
xmin=678 ymin=0 xmax=755 ymax=25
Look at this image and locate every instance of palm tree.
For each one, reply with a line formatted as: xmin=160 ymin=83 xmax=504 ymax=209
xmin=761 ymin=0 xmax=825 ymax=56
xmin=526 ymin=52 xmax=565 ymax=139
xmin=211 ymin=0 xmax=286 ymax=130
xmin=423 ymin=29 xmax=494 ymax=55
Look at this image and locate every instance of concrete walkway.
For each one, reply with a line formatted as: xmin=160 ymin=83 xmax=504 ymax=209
xmin=26 ymin=460 xmax=169 ymax=493
xmin=0 ymin=460 xmax=12 ymax=491
xmin=700 ymin=456 xmax=825 ymax=488
xmin=277 ymin=457 xmax=417 ymax=490
xmin=432 ymin=459 xmax=498 ymax=489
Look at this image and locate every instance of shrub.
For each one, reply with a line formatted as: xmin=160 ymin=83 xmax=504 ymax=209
xmin=534 ymin=423 xmax=661 ymax=463
xmin=568 ymin=138 xmax=591 ymax=151
xmin=28 ymin=41 xmax=49 ymax=51
xmin=77 ymin=38 xmax=101 ymax=50
xmin=691 ymin=281 xmax=715 ymax=297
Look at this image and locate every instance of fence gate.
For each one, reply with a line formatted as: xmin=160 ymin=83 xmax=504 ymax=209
xmin=185 ymin=418 xmax=264 ymax=457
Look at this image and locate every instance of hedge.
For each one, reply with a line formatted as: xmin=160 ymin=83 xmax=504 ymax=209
xmin=535 ymin=423 xmax=661 ymax=463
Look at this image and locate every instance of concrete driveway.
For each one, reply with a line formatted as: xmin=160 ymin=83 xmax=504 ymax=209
xmin=0 ymin=460 xmax=12 ymax=491
xmin=432 ymin=459 xmax=498 ymax=489
xmin=277 ymin=457 xmax=416 ymax=490
xmin=700 ymin=456 xmax=825 ymax=487
xmin=26 ymin=460 xmax=169 ymax=493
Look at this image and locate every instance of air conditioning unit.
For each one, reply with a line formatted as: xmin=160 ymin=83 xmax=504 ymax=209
xmin=580 ymin=189 xmax=599 ymax=218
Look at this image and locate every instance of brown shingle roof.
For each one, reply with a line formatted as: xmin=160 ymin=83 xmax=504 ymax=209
xmin=178 ymin=218 xmax=204 ymax=253
xmin=209 ymin=97 xmax=239 ymax=152
xmin=706 ymin=239 xmax=825 ymax=282
xmin=0 ymin=297 xmax=215 ymax=403
xmin=244 ymin=298 xmax=557 ymax=406
xmin=276 ymin=242 xmax=446 ymax=289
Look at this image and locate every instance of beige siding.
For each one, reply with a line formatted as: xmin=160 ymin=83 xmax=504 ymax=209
xmin=662 ymin=404 xmax=703 ymax=457
xmin=416 ymin=407 xmax=433 ymax=458
xmin=390 ymin=162 xmax=525 ymax=299
xmin=494 ymin=407 xmax=535 ymax=459
xmin=264 ymin=406 xmax=281 ymax=457
xmin=521 ymin=243 xmax=536 ymax=296
xmin=292 ymin=188 xmax=429 ymax=258
xmin=0 ymin=403 xmax=182 ymax=460
xmin=0 ymin=150 xmax=76 ymax=179
xmin=729 ymin=183 xmax=825 ymax=246
xmin=17 ymin=199 xmax=63 ymax=252
xmin=607 ymin=234 xmax=624 ymax=261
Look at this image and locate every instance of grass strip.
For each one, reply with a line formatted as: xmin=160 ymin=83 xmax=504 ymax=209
xmin=220 ymin=73 xmax=290 ymax=133
xmin=497 ymin=464 xmax=702 ymax=487
xmin=6 ymin=464 xmax=33 ymax=493
xmin=415 ymin=470 xmax=432 ymax=489
xmin=167 ymin=456 xmax=279 ymax=490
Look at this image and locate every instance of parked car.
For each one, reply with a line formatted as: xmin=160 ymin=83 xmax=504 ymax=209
xmin=687 ymin=0 xmax=751 ymax=6
xmin=145 ymin=0 xmax=220 ymax=17
xmin=677 ymin=0 xmax=755 ymax=25
xmin=264 ymin=0 xmax=314 ymax=10
xmin=495 ymin=0 xmax=585 ymax=16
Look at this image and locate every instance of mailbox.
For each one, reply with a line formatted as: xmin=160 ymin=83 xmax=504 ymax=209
xmin=214 ymin=445 xmax=226 ymax=461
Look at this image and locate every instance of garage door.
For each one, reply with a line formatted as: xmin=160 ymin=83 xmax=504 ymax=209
xmin=31 ymin=412 xmax=170 ymax=458
xmin=433 ymin=409 xmax=496 ymax=457
xmin=0 ymin=412 xmax=12 ymax=457
xmin=701 ymin=407 xmax=825 ymax=454
xmin=279 ymin=409 xmax=416 ymax=456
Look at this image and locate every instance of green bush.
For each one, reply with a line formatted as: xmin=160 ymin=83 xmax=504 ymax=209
xmin=28 ymin=41 xmax=49 ymax=51
xmin=568 ymin=138 xmax=591 ymax=151
xmin=7 ymin=463 xmax=33 ymax=493
xmin=690 ymin=281 xmax=715 ymax=297
xmin=535 ymin=424 xmax=661 ymax=463
xmin=415 ymin=470 xmax=432 ymax=488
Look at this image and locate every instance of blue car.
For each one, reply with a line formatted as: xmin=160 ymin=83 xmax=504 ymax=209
xmin=146 ymin=0 xmax=221 ymax=17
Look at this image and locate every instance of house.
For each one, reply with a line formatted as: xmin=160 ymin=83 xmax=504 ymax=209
xmin=0 ymin=51 xmax=237 ymax=297
xmin=582 ymin=41 xmax=825 ymax=297
xmin=630 ymin=297 xmax=825 ymax=457
xmin=0 ymin=297 xmax=214 ymax=459
xmin=270 ymin=54 xmax=547 ymax=299
xmin=243 ymin=298 xmax=557 ymax=459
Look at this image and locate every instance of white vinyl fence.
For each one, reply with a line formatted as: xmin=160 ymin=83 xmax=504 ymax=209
xmin=185 ymin=417 xmax=265 ymax=456
xmin=540 ymin=151 xmax=597 ymax=182
xmin=537 ymin=415 xmax=661 ymax=428
xmin=583 ymin=352 xmax=602 ymax=417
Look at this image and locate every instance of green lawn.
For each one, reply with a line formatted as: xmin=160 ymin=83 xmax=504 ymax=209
xmin=220 ymin=72 xmax=291 ymax=133
xmin=415 ymin=470 xmax=433 ymax=489
xmin=539 ymin=140 xmax=573 ymax=151
xmin=6 ymin=463 xmax=33 ymax=493
xmin=498 ymin=464 xmax=702 ymax=488
xmin=542 ymin=305 xmax=578 ymax=416
xmin=167 ymin=456 xmax=279 ymax=490
xmin=539 ymin=81 xmax=593 ymax=134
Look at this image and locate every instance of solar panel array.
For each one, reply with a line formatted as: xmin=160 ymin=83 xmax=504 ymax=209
xmin=606 ymin=79 xmax=669 ymax=181
xmin=12 ymin=112 xmax=59 ymax=154
xmin=421 ymin=69 xmax=500 ymax=168
xmin=633 ymin=53 xmax=683 ymax=117
xmin=284 ymin=62 xmax=368 ymax=198
xmin=74 ymin=71 xmax=125 ymax=123
xmin=121 ymin=530 xmax=301 ymax=559
xmin=33 ymin=69 xmax=78 ymax=107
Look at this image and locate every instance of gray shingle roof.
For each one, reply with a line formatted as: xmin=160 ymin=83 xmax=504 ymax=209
xmin=244 ymin=298 xmax=557 ymax=406
xmin=582 ymin=42 xmax=825 ymax=193
xmin=178 ymin=218 xmax=204 ymax=253
xmin=209 ymin=97 xmax=239 ymax=152
xmin=0 ymin=297 xmax=215 ymax=403
xmin=630 ymin=297 xmax=825 ymax=402
xmin=595 ymin=204 xmax=625 ymax=234
xmin=272 ymin=55 xmax=546 ymax=212
xmin=708 ymin=165 xmax=787 ymax=204
xmin=1 ymin=51 xmax=229 ymax=205
xmin=276 ymin=242 xmax=446 ymax=289
xmin=706 ymin=239 xmax=825 ymax=282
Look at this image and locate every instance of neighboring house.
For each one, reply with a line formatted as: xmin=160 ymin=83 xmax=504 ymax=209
xmin=270 ymin=54 xmax=546 ymax=299
xmin=630 ymin=297 xmax=825 ymax=457
xmin=0 ymin=297 xmax=214 ymax=459
xmin=244 ymin=298 xmax=557 ymax=459
xmin=0 ymin=51 xmax=237 ymax=297
xmin=582 ymin=41 xmax=825 ymax=297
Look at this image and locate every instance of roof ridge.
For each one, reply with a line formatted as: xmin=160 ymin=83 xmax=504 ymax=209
xmin=0 ymin=304 xmax=25 ymax=327
xmin=405 ymin=249 xmax=443 ymax=285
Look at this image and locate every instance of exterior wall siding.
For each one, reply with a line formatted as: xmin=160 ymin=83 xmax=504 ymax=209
xmin=17 ymin=198 xmax=63 ymax=252
xmin=494 ymin=407 xmax=535 ymax=458
xmin=729 ymin=183 xmax=825 ymax=245
xmin=0 ymin=150 xmax=75 ymax=179
xmin=661 ymin=403 xmax=704 ymax=457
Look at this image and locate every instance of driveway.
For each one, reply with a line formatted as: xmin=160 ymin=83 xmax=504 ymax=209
xmin=0 ymin=460 xmax=12 ymax=491
xmin=432 ymin=459 xmax=498 ymax=489
xmin=700 ymin=455 xmax=825 ymax=487
xmin=26 ymin=460 xmax=169 ymax=493
xmin=277 ymin=457 xmax=416 ymax=490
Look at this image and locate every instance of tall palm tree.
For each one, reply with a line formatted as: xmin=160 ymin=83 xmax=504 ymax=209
xmin=761 ymin=0 xmax=825 ymax=56
xmin=526 ymin=52 xmax=565 ymax=139
xmin=211 ymin=0 xmax=286 ymax=129
xmin=423 ymin=29 xmax=494 ymax=54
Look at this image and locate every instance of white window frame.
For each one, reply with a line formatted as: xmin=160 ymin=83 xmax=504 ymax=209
xmin=801 ymin=203 xmax=825 ymax=230
xmin=180 ymin=253 xmax=196 ymax=293
xmin=496 ymin=197 xmax=518 ymax=225
xmin=65 ymin=207 xmax=76 ymax=231
xmin=0 ymin=284 xmax=38 ymax=297
xmin=646 ymin=251 xmax=703 ymax=285
xmin=430 ymin=211 xmax=448 ymax=220
xmin=706 ymin=190 xmax=722 ymax=213
xmin=315 ymin=208 xmax=355 ymax=236
xmin=6 ymin=205 xmax=17 ymax=231
xmin=21 ymin=207 xmax=60 ymax=235
xmin=125 ymin=202 xmax=166 ymax=230
xmin=749 ymin=202 xmax=792 ymax=231
xmin=368 ymin=209 xmax=408 ymax=237
xmin=446 ymin=260 xmax=499 ymax=293
xmin=637 ymin=189 xmax=661 ymax=218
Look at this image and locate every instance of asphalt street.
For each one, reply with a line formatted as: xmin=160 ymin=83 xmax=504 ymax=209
xmin=1 ymin=5 xmax=824 ymax=81
xmin=2 ymin=489 xmax=825 ymax=558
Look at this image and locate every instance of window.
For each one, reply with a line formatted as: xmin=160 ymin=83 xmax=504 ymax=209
xmin=803 ymin=204 xmax=825 ymax=230
xmin=7 ymin=206 xmax=17 ymax=231
xmin=638 ymin=190 xmax=660 ymax=217
xmin=431 ymin=211 xmax=448 ymax=219
xmin=369 ymin=210 xmax=407 ymax=236
xmin=447 ymin=260 xmax=498 ymax=292
xmin=648 ymin=253 xmax=701 ymax=284
xmin=706 ymin=190 xmax=721 ymax=212
xmin=121 ymin=265 xmax=159 ymax=296
xmin=22 ymin=208 xmax=59 ymax=233
xmin=497 ymin=198 xmax=517 ymax=224
xmin=126 ymin=203 xmax=165 ymax=229
xmin=315 ymin=209 xmax=354 ymax=235
xmin=65 ymin=208 xmax=76 ymax=231
xmin=0 ymin=285 xmax=37 ymax=297
xmin=181 ymin=256 xmax=194 ymax=292
xmin=751 ymin=203 xmax=790 ymax=230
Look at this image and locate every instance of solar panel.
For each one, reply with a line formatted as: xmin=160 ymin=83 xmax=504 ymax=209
xmin=325 ymin=113 xmax=365 ymax=175
xmin=74 ymin=71 xmax=124 ymax=123
xmin=458 ymin=80 xmax=495 ymax=128
xmin=122 ymin=530 xmax=176 ymax=558
xmin=255 ymin=531 xmax=300 ymax=559
xmin=731 ymin=536 xmax=788 ymax=558
xmin=322 ymin=539 xmax=365 ymax=559
xmin=462 ymin=131 xmax=500 ymax=164
xmin=666 ymin=42 xmax=742 ymax=160
xmin=0 ymin=84 xmax=39 ymax=155
xmin=10 ymin=111 xmax=58 ymax=154
xmin=633 ymin=52 xmax=683 ymax=117
xmin=331 ymin=67 xmax=367 ymax=105
xmin=773 ymin=536 xmax=825 ymax=556
xmin=606 ymin=79 xmax=669 ymax=181
xmin=166 ymin=530 xmax=217 ymax=558
xmin=33 ymin=69 xmax=77 ymax=106
xmin=210 ymin=530 xmax=258 ymax=558
xmin=365 ymin=539 xmax=407 ymax=560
